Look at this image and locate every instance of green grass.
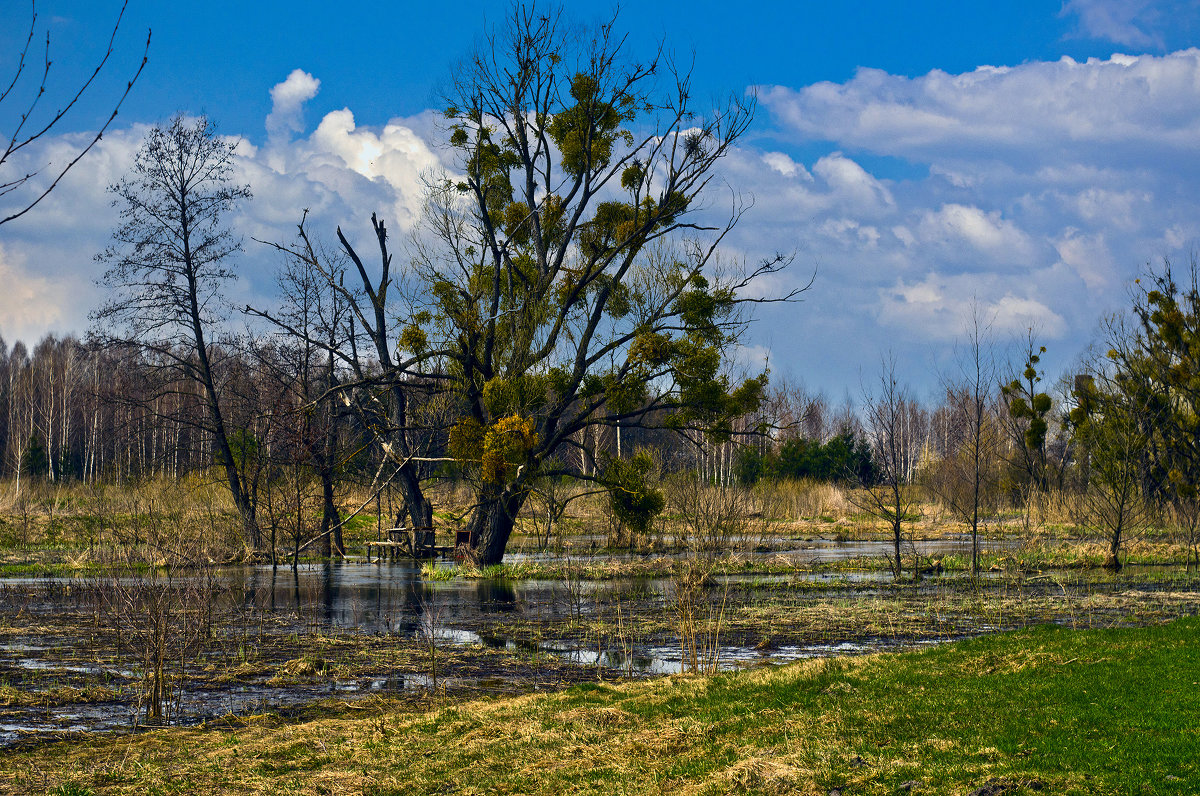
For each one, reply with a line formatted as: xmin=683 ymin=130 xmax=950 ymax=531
xmin=4 ymin=618 xmax=1197 ymax=794
xmin=336 ymin=512 xmax=380 ymax=539
xmin=420 ymin=561 xmax=459 ymax=580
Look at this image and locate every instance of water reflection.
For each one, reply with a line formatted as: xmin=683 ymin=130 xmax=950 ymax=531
xmin=505 ymin=532 xmax=1017 ymax=563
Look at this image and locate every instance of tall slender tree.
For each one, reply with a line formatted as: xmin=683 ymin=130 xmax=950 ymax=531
xmin=932 ymin=306 xmax=1000 ymax=577
xmin=853 ymin=356 xmax=922 ymax=581
xmin=94 ymin=115 xmax=260 ymax=549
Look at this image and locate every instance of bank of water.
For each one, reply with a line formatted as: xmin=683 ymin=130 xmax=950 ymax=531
xmin=1 ymin=543 xmax=1195 ymax=746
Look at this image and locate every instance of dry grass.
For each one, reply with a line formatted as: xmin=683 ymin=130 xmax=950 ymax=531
xmin=758 ymin=479 xmax=851 ymax=522
xmin=4 ymin=477 xmax=1200 ymax=577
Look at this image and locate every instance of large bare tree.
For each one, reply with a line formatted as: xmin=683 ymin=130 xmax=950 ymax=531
xmin=251 ymin=214 xmax=439 ymax=545
xmin=94 ymin=115 xmax=260 ymax=550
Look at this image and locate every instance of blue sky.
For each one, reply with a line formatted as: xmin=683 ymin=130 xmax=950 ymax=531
xmin=3 ymin=0 xmax=1200 ymax=399
xmin=10 ymin=1 xmax=1191 ymax=140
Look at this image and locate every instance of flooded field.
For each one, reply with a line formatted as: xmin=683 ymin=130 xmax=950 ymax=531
xmin=2 ymin=532 xmax=1199 ymax=747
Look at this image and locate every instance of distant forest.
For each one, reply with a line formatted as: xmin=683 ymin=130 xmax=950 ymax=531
xmin=0 ymin=329 xmax=1047 ymax=493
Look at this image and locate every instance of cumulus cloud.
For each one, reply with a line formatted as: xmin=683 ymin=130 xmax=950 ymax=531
xmin=741 ymin=49 xmax=1200 ymax=360
xmin=292 ymin=108 xmax=444 ymax=231
xmin=266 ymin=69 xmax=321 ymax=142
xmin=761 ymin=50 xmax=1200 ymax=169
xmin=877 ymin=272 xmax=1067 ymax=342
xmin=762 ymin=151 xmax=808 ymax=179
xmin=0 ymin=74 xmax=449 ymax=346
xmin=1053 ymin=228 xmax=1119 ymax=292
xmin=812 ymin=153 xmax=894 ymax=214
xmin=916 ymin=204 xmax=1033 ymax=262
xmin=677 ymin=47 xmax=1200 ymax=392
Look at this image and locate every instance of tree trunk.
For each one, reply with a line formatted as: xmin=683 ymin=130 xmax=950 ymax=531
xmin=395 ymin=463 xmax=433 ymax=530
xmin=319 ymin=351 xmax=343 ymax=557
xmin=892 ymin=517 xmax=903 ymax=580
xmin=971 ymin=472 xmax=980 ymax=579
xmin=1105 ymin=528 xmax=1123 ymax=572
xmin=465 ymin=487 xmax=527 ymax=566
xmin=319 ymin=465 xmax=343 ymax=558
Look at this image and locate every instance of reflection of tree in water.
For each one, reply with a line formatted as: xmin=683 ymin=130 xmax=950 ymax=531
xmin=321 ymin=561 xmax=339 ymax=625
xmin=242 ymin=567 xmax=262 ymax=611
xmin=372 ymin=565 xmax=425 ymax=635
xmin=222 ymin=564 xmax=535 ymax=640
xmin=403 ymin=569 xmax=429 ymax=618
xmin=476 ymin=579 xmax=517 ymax=609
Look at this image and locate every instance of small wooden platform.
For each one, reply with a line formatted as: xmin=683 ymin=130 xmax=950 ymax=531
xmin=365 ymin=527 xmax=448 ymax=562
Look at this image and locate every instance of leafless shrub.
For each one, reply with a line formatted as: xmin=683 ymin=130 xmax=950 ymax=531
xmin=525 ymin=477 xmax=573 ymax=552
xmin=95 ymin=532 xmax=220 ymax=724
xmin=665 ymin=475 xmax=754 ymax=551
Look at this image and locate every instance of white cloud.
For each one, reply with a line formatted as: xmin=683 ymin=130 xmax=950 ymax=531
xmin=916 ymin=203 xmax=1033 ymax=260
xmin=1053 ymin=228 xmax=1117 ymax=292
xmin=762 ymin=50 xmax=1200 ymax=168
xmin=817 ymin=218 xmax=881 ymax=248
xmin=1164 ymin=224 xmax=1192 ymax=250
xmin=727 ymin=48 xmax=1200 ymax=391
xmin=0 ymin=244 xmax=63 ymax=343
xmin=929 ymin=165 xmax=977 ymax=189
xmin=876 ymin=272 xmax=1066 ymax=342
xmin=301 ymin=109 xmax=444 ymax=230
xmin=266 ymin=69 xmax=321 ymax=143
xmin=762 ymin=151 xmax=808 ymax=179
xmin=0 ymin=75 xmax=449 ymax=344
xmin=1070 ymin=187 xmax=1149 ymax=229
xmin=1061 ymin=0 xmax=1176 ymax=48
xmin=731 ymin=343 xmax=772 ymax=374
xmin=812 ymin=152 xmax=894 ymax=213
xmin=990 ymin=294 xmax=1068 ymax=337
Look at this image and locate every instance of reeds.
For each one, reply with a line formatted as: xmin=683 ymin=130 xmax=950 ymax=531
xmin=672 ymin=558 xmax=728 ymax=674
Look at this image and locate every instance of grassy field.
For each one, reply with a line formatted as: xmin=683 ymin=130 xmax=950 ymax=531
xmin=6 ymin=618 xmax=1197 ymax=795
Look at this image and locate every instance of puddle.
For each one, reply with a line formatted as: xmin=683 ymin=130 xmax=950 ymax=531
xmin=533 ymin=636 xmax=948 ymax=676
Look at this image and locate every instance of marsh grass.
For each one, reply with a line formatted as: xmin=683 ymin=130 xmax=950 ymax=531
xmin=6 ymin=477 xmax=1200 ymax=577
xmin=6 ymin=619 xmax=1197 ymax=795
xmin=671 ymin=558 xmax=728 ymax=674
